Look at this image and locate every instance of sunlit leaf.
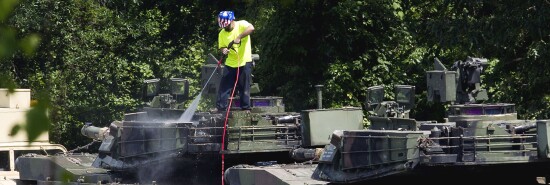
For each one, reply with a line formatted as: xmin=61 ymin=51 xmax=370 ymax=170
xmin=0 ymin=0 xmax=18 ymax=21
xmin=0 ymin=27 xmax=17 ymax=58
xmin=19 ymin=33 xmax=41 ymax=56
xmin=25 ymin=92 xmax=51 ymax=142
xmin=9 ymin=124 xmax=20 ymax=136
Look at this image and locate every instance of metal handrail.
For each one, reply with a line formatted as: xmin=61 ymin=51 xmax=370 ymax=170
xmin=341 ymin=147 xmax=418 ymax=154
xmin=117 ymin=137 xmax=182 ymax=143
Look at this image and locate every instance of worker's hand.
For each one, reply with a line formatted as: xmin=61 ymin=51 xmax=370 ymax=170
xmin=222 ymin=48 xmax=230 ymax=55
xmin=233 ymin=38 xmax=241 ymax=44
xmin=227 ymin=40 xmax=235 ymax=50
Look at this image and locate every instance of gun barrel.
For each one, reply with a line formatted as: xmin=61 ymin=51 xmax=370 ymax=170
xmin=513 ymin=123 xmax=536 ymax=134
xmin=276 ymin=115 xmax=300 ymax=124
xmin=81 ymin=125 xmax=109 ymax=140
xmin=290 ymin=148 xmax=323 ymax=161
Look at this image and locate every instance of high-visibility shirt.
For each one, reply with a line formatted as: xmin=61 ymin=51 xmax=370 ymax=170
xmin=218 ymin=20 xmax=252 ymax=68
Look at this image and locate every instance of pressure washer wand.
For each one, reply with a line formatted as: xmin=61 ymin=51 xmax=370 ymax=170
xmin=217 ymin=41 xmax=235 ymax=66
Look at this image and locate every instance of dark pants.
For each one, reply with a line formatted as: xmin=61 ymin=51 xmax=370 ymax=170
xmin=216 ymin=62 xmax=252 ymax=110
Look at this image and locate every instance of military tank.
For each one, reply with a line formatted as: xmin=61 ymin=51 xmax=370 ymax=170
xmin=14 ymin=54 xmax=364 ymax=185
xmin=225 ymin=57 xmax=550 ymax=185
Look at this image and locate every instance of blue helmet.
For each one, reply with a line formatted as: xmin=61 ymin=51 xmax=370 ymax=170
xmin=218 ymin=11 xmax=235 ymax=28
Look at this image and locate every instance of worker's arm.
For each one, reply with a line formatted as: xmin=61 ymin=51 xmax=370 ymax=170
xmin=234 ymin=24 xmax=254 ymax=44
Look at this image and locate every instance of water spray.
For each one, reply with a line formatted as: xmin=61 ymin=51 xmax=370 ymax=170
xmin=178 ymin=53 xmax=228 ymax=123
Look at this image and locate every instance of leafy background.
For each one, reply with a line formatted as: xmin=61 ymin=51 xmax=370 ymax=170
xmin=1 ymin=0 xmax=549 ymax=148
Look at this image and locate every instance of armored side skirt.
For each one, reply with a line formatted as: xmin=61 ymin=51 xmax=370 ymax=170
xmin=313 ymin=130 xmax=426 ymax=183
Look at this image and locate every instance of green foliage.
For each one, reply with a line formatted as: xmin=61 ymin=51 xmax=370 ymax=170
xmin=0 ymin=0 xmax=40 ymax=92
xmin=4 ymin=0 xmax=550 ymax=148
xmin=406 ymin=0 xmax=550 ymax=119
xmin=2 ymin=0 xmax=50 ymax=143
xmin=4 ymin=0 xmax=222 ymax=148
xmin=252 ymin=1 xmax=426 ymax=112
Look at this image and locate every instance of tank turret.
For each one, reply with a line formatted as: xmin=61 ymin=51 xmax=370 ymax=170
xmin=366 ymin=85 xmax=415 ymax=119
xmin=143 ymin=78 xmax=189 ymax=109
xmin=427 ymin=57 xmax=488 ymax=104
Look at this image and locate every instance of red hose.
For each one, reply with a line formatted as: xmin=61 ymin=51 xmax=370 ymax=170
xmin=221 ymin=51 xmax=241 ymax=185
